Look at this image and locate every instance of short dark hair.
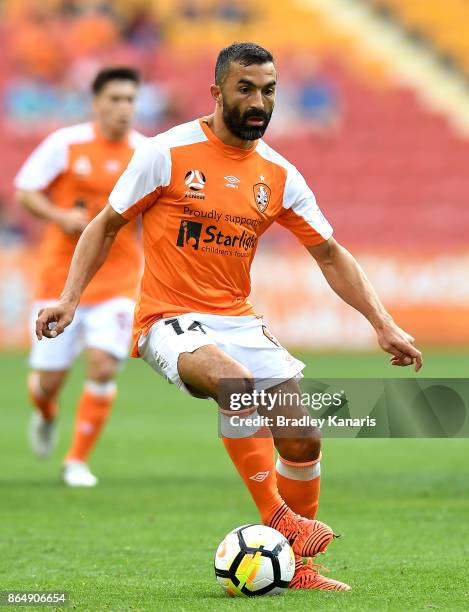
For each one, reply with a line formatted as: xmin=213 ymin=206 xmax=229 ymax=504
xmin=215 ymin=42 xmax=274 ymax=85
xmin=91 ymin=66 xmax=140 ymax=95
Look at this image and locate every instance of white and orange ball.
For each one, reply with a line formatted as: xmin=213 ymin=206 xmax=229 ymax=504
xmin=214 ymin=524 xmax=295 ymax=597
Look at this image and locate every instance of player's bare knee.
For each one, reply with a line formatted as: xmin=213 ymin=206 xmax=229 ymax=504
xmin=276 ymin=433 xmax=321 ymax=463
xmin=88 ymin=364 xmax=117 ymax=383
xmin=38 ymin=371 xmax=66 ymax=397
xmin=217 ymin=367 xmax=255 ymax=411
xmin=214 ymin=362 xmax=253 ymax=392
xmin=87 ymin=353 xmax=118 ymax=383
xmin=178 ymin=344 xmax=254 ymax=403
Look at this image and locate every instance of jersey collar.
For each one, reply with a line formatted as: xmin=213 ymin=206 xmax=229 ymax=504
xmin=92 ymin=122 xmax=129 ymax=147
xmin=199 ymin=117 xmax=259 ymax=160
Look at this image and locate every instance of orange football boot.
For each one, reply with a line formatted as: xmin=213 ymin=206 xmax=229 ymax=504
xmin=268 ymin=504 xmax=334 ymax=558
xmin=290 ymin=556 xmax=351 ymax=591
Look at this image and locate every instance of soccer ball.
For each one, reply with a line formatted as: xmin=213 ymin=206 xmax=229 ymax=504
xmin=214 ymin=524 xmax=295 ymax=597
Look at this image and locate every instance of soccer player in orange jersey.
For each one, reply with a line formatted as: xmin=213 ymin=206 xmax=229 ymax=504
xmin=15 ymin=67 xmax=145 ymax=487
xmin=36 ymin=44 xmax=422 ymax=589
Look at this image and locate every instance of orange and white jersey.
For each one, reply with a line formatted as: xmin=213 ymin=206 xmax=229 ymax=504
xmin=108 ymin=117 xmax=333 ymax=355
xmin=15 ymin=122 xmax=146 ymax=304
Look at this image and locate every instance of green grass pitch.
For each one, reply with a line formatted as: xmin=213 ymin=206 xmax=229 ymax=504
xmin=1 ymin=350 xmax=468 ymax=610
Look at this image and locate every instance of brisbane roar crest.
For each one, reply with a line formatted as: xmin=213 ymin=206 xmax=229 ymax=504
xmin=253 ymin=182 xmax=271 ymax=213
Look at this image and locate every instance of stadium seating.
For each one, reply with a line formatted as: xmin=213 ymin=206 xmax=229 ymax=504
xmin=373 ymin=0 xmax=469 ymax=72
xmin=1 ymin=0 xmax=468 ymax=250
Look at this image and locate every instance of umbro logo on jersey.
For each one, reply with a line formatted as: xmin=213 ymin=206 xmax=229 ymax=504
xmin=105 ymin=159 xmax=121 ymax=174
xmin=249 ymin=471 xmax=270 ymax=482
xmin=253 ymin=182 xmax=271 ymax=213
xmin=224 ymin=175 xmax=240 ymax=189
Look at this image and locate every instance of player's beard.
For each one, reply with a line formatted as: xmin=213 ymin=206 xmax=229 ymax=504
xmin=222 ymin=98 xmax=272 ymax=141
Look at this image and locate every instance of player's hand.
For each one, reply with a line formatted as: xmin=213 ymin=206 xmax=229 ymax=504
xmin=35 ymin=302 xmax=76 ymax=340
xmin=56 ymin=209 xmax=88 ymax=234
xmin=375 ymin=319 xmax=423 ymax=372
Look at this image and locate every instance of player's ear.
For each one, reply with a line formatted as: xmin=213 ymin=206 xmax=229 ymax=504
xmin=210 ymin=84 xmax=222 ymax=105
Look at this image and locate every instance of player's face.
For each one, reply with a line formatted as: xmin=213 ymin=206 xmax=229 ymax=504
xmin=93 ymin=80 xmax=138 ymax=137
xmin=220 ymin=62 xmax=276 ymax=140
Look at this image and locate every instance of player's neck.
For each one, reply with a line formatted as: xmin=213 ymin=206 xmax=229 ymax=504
xmin=207 ymin=113 xmax=257 ymax=151
xmin=96 ymin=122 xmax=127 ymax=143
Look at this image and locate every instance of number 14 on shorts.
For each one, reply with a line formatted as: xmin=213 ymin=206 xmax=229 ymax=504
xmin=164 ymin=318 xmax=206 ymax=335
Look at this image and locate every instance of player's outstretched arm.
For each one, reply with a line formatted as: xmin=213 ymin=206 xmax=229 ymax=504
xmin=306 ymin=238 xmax=422 ymax=371
xmin=16 ymin=189 xmax=88 ymax=235
xmin=35 ymin=204 xmax=128 ymax=340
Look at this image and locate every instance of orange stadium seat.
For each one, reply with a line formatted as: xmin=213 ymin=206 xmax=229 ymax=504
xmin=374 ymin=0 xmax=469 ymax=71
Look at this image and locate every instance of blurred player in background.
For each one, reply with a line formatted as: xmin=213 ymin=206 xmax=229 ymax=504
xmin=15 ymin=67 xmax=145 ymax=487
xmin=36 ymin=44 xmax=422 ymax=589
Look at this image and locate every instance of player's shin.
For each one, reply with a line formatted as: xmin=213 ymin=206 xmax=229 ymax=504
xmin=276 ymin=454 xmax=321 ymax=519
xmin=28 ymin=372 xmax=58 ymax=421
xmin=220 ymin=407 xmax=286 ymax=525
xmin=65 ymin=380 xmax=116 ymax=462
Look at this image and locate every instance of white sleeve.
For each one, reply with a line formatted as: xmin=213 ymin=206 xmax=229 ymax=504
xmin=14 ymin=130 xmax=68 ymax=191
xmin=109 ymin=137 xmax=171 ymax=218
xmin=277 ymin=165 xmax=333 ymax=245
